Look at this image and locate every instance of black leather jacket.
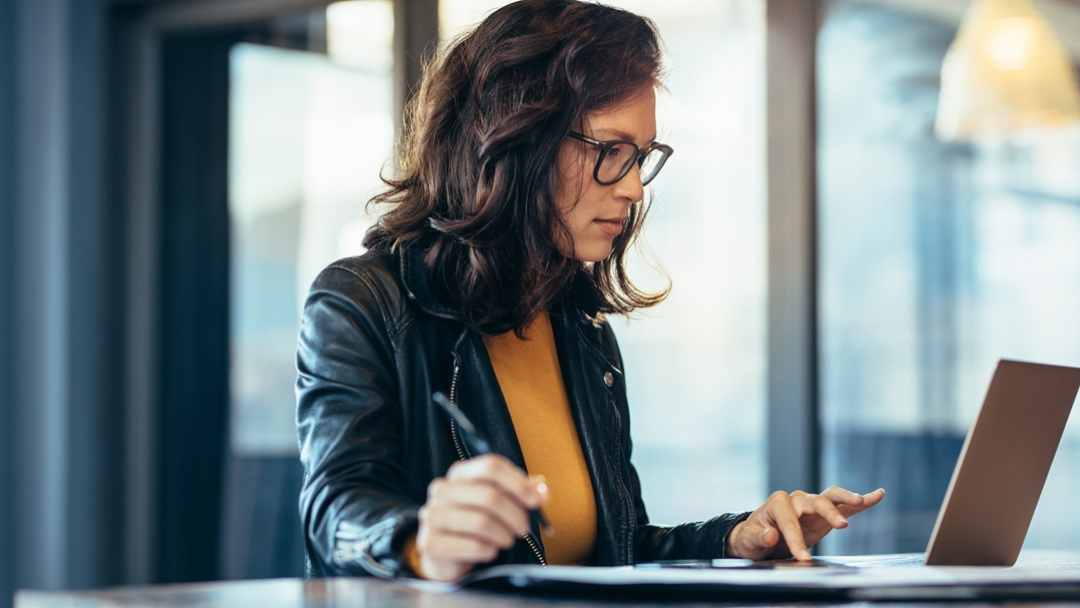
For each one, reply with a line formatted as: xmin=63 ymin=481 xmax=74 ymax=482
xmin=295 ymin=241 xmax=751 ymax=577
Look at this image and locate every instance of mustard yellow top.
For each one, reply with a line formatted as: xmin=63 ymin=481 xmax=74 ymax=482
xmin=405 ymin=311 xmax=598 ymax=576
xmin=482 ymin=310 xmax=598 ymax=565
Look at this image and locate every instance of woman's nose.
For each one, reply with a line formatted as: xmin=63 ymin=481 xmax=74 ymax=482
xmin=613 ymin=161 xmax=645 ymax=203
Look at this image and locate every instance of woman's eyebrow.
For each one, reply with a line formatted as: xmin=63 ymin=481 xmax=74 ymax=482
xmin=595 ymin=127 xmax=657 ymax=144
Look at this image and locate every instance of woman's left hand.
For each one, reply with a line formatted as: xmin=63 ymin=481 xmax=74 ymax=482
xmin=726 ymin=486 xmax=886 ymax=561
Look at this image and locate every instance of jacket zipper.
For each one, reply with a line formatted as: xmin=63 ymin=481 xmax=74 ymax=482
xmin=447 ymin=351 xmax=548 ymax=566
xmin=448 ymin=356 xmax=467 ymax=461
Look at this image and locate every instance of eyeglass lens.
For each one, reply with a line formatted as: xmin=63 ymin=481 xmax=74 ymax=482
xmin=598 ymin=143 xmax=666 ymax=185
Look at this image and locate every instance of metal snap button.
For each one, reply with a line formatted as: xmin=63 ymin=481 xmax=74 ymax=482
xmin=603 ymin=371 xmax=615 ymax=387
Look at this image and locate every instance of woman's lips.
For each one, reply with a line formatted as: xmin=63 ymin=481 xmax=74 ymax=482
xmin=593 ymin=218 xmax=626 ymax=237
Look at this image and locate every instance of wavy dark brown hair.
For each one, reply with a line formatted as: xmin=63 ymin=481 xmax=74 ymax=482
xmin=363 ymin=0 xmax=670 ymax=336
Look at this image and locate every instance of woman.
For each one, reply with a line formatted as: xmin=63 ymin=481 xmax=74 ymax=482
xmin=296 ymin=0 xmax=884 ymax=581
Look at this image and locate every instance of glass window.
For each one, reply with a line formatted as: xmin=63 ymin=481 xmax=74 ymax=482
xmin=441 ymin=1 xmax=768 ymax=524
xmin=228 ymin=1 xmax=394 ymax=455
xmin=818 ymin=0 xmax=1080 ymax=554
xmin=225 ymin=1 xmax=394 ymax=578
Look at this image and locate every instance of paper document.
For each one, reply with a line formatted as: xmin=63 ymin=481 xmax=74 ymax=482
xmin=458 ymin=553 xmax=1080 ymax=600
xmin=467 ymin=563 xmax=1080 ymax=588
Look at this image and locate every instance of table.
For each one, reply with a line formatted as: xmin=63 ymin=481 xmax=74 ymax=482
xmin=16 ymin=551 xmax=1080 ymax=608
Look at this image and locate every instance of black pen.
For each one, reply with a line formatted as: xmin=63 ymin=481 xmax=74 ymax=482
xmin=431 ymin=391 xmax=552 ymax=533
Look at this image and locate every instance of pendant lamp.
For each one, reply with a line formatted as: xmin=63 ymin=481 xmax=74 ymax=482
xmin=936 ymin=0 xmax=1080 ymax=141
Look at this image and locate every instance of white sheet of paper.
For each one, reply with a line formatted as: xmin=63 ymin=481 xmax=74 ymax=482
xmin=466 ymin=555 xmax=1080 ymax=592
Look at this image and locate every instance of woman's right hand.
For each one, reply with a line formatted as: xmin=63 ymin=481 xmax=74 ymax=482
xmin=414 ymin=454 xmax=549 ymax=581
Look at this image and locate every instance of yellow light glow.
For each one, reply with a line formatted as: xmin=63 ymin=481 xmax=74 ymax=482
xmin=987 ymin=17 xmax=1037 ymax=70
xmin=936 ymin=0 xmax=1080 ymax=141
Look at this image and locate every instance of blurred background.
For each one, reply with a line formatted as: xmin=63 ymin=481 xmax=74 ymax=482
xmin=1 ymin=0 xmax=1079 ymax=604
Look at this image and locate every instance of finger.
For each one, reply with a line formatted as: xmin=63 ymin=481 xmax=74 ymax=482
xmin=821 ymin=486 xmax=866 ymax=507
xmin=746 ymin=521 xmax=782 ymax=553
xmin=758 ymin=524 xmax=780 ymax=549
xmin=417 ymin=557 xmax=470 ymax=583
xmin=767 ymin=492 xmax=812 ymax=561
xmin=838 ymin=488 xmax=887 ymax=516
xmin=416 ymin=526 xmax=499 ymax=564
xmin=863 ymin=488 xmax=886 ymax=504
xmin=448 ymin=454 xmax=542 ymax=508
xmin=421 ymin=560 xmax=470 ymax=583
xmin=803 ymin=494 xmax=849 ymax=529
xmin=419 ymin=504 xmax=517 ymax=550
xmin=429 ymin=479 xmax=531 ymax=537
xmin=731 ymin=517 xmax=780 ymax=560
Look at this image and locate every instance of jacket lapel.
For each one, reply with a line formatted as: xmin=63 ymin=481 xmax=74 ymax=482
xmin=453 ymin=331 xmax=529 ymax=473
xmin=452 ymin=330 xmax=550 ymax=557
xmin=550 ymin=304 xmax=631 ymax=566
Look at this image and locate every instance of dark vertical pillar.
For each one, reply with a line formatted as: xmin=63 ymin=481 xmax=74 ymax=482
xmin=156 ymin=30 xmax=236 ymax=584
xmin=392 ymin=0 xmax=439 ymax=155
xmin=765 ymin=0 xmax=821 ymax=496
xmin=65 ymin=0 xmax=127 ymax=590
xmin=110 ymin=8 xmax=162 ymax=585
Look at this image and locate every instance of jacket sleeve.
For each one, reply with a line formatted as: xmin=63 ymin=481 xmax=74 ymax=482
xmin=296 ymin=265 xmax=421 ymax=578
xmin=598 ymin=320 xmax=753 ymax=562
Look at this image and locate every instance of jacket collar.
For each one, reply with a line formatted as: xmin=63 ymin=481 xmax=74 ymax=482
xmin=397 ymin=238 xmax=461 ymax=321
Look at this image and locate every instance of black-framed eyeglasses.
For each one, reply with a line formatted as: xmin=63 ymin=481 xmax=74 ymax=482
xmin=566 ymin=130 xmax=673 ymax=186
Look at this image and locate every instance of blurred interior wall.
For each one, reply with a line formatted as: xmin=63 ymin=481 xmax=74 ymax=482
xmin=2 ymin=2 xmax=15 ymax=608
xmin=2 ymin=1 xmax=127 ymax=607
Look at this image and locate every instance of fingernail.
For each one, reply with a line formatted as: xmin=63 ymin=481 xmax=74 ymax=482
xmin=840 ymin=517 xmax=849 ymax=526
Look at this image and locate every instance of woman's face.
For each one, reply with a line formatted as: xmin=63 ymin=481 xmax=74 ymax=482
xmin=554 ymin=86 xmax=657 ymax=262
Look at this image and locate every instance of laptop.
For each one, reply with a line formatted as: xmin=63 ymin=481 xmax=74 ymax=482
xmin=816 ymin=358 xmax=1080 ymax=569
xmin=643 ymin=358 xmax=1080 ymax=570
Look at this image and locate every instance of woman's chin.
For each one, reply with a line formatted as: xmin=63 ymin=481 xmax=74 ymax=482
xmin=573 ymin=242 xmax=615 ymax=263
